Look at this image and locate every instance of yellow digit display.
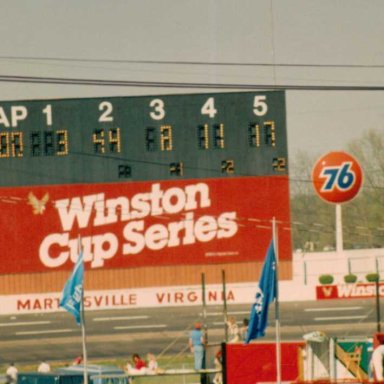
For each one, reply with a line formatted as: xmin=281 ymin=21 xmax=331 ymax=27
xmin=214 ymin=124 xmax=225 ymax=149
xmin=198 ymin=124 xmax=209 ymax=149
xmin=160 ymin=125 xmax=172 ymax=151
xmin=56 ymin=130 xmax=68 ymax=156
xmin=0 ymin=132 xmax=24 ymax=158
xmin=109 ymin=128 xmax=121 ymax=153
xmin=264 ymin=121 xmax=276 ymax=147
xmin=0 ymin=132 xmax=9 ymax=158
xmin=93 ymin=129 xmax=105 ymax=154
xmin=169 ymin=162 xmax=183 ymax=176
xmin=11 ymin=132 xmax=23 ymax=157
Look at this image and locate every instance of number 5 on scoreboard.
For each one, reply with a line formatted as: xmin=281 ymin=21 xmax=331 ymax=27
xmin=253 ymin=95 xmax=268 ymax=116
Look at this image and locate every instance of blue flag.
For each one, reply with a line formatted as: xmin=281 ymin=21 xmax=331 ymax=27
xmin=245 ymin=240 xmax=277 ymax=343
xmin=60 ymin=252 xmax=84 ymax=325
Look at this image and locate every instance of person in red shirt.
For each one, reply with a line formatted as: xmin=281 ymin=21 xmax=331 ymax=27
xmin=132 ymin=354 xmax=146 ymax=370
xmin=72 ymin=355 xmax=83 ymax=365
xmin=126 ymin=353 xmax=147 ymax=379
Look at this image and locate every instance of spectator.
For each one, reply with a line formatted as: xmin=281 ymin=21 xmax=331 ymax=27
xmin=132 ymin=354 xmax=146 ymax=370
xmin=213 ymin=350 xmax=223 ymax=384
xmin=6 ymin=363 xmax=18 ymax=384
xmin=189 ymin=322 xmax=205 ymax=370
xmin=146 ymin=353 xmax=159 ymax=374
xmin=37 ymin=360 xmax=51 ymax=373
xmin=226 ymin=316 xmax=241 ymax=343
xmin=126 ymin=353 xmax=146 ymax=375
xmin=370 ymin=344 xmax=384 ymax=380
xmin=241 ymin=318 xmax=249 ymax=341
xmin=72 ymin=355 xmax=83 ymax=365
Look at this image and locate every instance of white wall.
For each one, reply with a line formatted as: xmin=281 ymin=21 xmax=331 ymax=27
xmin=293 ymin=248 xmax=384 ymax=285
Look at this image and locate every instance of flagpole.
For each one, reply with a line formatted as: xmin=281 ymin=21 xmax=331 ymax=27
xmin=78 ymin=237 xmax=88 ymax=384
xmin=273 ymin=217 xmax=282 ymax=384
xmin=222 ymin=269 xmax=228 ymax=342
xmin=81 ymin=298 xmax=88 ymax=384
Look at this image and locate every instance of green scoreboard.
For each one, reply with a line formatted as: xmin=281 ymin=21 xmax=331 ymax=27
xmin=0 ymin=91 xmax=287 ymax=186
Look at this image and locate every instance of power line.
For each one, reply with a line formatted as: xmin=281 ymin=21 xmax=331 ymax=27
xmin=1 ymin=55 xmax=384 ymax=69
xmin=1 ymin=74 xmax=384 ymax=91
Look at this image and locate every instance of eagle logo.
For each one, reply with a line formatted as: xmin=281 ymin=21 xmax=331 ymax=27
xmin=27 ymin=192 xmax=49 ymax=215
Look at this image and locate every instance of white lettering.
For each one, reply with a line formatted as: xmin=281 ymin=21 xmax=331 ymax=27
xmin=11 ymin=106 xmax=28 ymax=127
xmin=39 ymin=233 xmax=70 ymax=268
xmin=149 ymin=183 xmax=164 ymax=216
xmin=90 ymin=233 xmax=119 ymax=268
xmin=123 ymin=220 xmax=145 ymax=254
xmin=162 ymin=187 xmax=186 ymax=214
xmin=217 ymin=212 xmax=238 ymax=238
xmin=54 ymin=182 xmax=213 ymax=232
xmin=145 ymin=224 xmax=168 ymax=250
xmin=131 ymin=192 xmax=151 ymax=219
xmin=44 ymin=182 xmax=239 ymax=269
xmin=194 ymin=215 xmax=218 ymax=242
xmin=121 ymin=211 xmax=238 ymax=256
xmin=167 ymin=220 xmax=185 ymax=247
xmin=184 ymin=183 xmax=211 ymax=210
xmin=0 ymin=107 xmax=10 ymax=127
xmin=0 ymin=106 xmax=28 ymax=128
xmin=40 ymin=233 xmax=119 ymax=268
xmin=56 ymin=195 xmax=99 ymax=231
xmin=182 ymin=212 xmax=196 ymax=245
xmin=338 ymin=284 xmax=377 ymax=298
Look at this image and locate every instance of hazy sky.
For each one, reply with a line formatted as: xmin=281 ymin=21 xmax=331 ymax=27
xmin=0 ymin=0 xmax=383 ymax=159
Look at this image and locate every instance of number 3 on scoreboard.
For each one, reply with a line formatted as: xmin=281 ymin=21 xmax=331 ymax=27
xmin=149 ymin=99 xmax=165 ymax=120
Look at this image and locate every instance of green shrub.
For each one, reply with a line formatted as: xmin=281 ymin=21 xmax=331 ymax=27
xmin=319 ymin=274 xmax=334 ymax=285
xmin=344 ymin=274 xmax=358 ymax=283
xmin=366 ymin=273 xmax=380 ymax=282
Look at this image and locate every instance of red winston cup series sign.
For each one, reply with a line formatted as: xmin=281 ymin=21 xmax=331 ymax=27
xmin=0 ymin=176 xmax=291 ymax=274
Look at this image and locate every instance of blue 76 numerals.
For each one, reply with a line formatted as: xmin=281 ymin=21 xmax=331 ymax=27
xmin=320 ymin=162 xmax=355 ymax=191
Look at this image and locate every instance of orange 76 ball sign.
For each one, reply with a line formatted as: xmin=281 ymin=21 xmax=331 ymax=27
xmin=312 ymin=151 xmax=363 ymax=204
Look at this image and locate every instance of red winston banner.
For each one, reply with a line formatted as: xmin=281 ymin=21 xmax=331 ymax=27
xmin=0 ymin=175 xmax=291 ymax=274
xmin=317 ymin=283 xmax=384 ymax=300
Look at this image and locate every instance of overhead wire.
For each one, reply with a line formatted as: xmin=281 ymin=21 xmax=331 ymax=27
xmin=1 ymin=55 xmax=384 ymax=69
xmin=0 ymin=74 xmax=384 ymax=91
